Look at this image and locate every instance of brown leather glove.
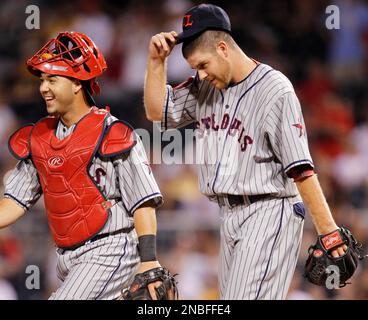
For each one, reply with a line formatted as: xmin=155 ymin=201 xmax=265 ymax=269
xmin=121 ymin=267 xmax=178 ymax=300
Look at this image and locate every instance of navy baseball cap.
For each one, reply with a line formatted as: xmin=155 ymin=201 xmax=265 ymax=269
xmin=176 ymin=3 xmax=231 ymax=44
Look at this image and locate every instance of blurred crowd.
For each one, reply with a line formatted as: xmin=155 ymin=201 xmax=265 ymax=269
xmin=1 ymin=0 xmax=368 ymax=299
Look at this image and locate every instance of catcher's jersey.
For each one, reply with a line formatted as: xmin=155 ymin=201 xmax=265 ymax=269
xmin=161 ymin=63 xmax=313 ymax=199
xmin=4 ymin=113 xmax=163 ymax=235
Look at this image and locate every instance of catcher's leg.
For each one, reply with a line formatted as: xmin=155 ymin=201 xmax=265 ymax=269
xmin=221 ymin=198 xmax=304 ymax=300
xmin=49 ymin=231 xmax=139 ymax=300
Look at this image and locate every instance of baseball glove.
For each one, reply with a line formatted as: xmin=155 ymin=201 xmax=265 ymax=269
xmin=304 ymin=226 xmax=366 ymax=288
xmin=121 ymin=267 xmax=178 ymax=300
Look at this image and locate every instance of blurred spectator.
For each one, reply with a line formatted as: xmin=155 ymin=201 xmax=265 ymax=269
xmin=163 ymin=0 xmax=194 ymax=83
xmin=0 ymin=87 xmax=17 ymax=172
xmin=308 ymin=93 xmax=355 ymax=159
xmin=329 ymin=0 xmax=368 ymax=84
xmin=0 ymin=279 xmax=17 ymax=300
xmin=0 ymin=228 xmax=23 ymax=279
xmin=71 ymin=0 xmax=115 ymax=55
xmin=287 ymin=270 xmax=314 ymax=300
xmin=160 ymin=231 xmax=219 ymax=300
xmin=297 ymin=60 xmax=336 ymax=107
xmin=0 ymin=228 xmax=23 ymax=300
xmin=333 ymin=138 xmax=368 ymax=208
xmin=355 ymin=266 xmax=368 ymax=299
xmin=116 ymin=4 xmax=159 ymax=93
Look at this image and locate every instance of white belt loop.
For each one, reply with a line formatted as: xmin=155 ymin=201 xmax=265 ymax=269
xmin=243 ymin=195 xmax=251 ymax=206
xmin=224 ymin=196 xmax=231 ymax=208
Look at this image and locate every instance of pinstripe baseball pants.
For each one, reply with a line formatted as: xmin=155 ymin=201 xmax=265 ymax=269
xmin=219 ymin=196 xmax=304 ymax=300
xmin=49 ymin=229 xmax=140 ymax=300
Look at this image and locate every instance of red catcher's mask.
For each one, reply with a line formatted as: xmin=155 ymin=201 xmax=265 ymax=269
xmin=26 ymin=31 xmax=107 ymax=95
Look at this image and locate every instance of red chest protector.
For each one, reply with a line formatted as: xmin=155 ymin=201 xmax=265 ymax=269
xmin=8 ymin=108 xmax=136 ymax=249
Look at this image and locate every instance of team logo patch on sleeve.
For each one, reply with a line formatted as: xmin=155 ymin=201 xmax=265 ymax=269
xmin=143 ymin=161 xmax=152 ymax=175
xmin=292 ymin=122 xmax=304 ymax=137
xmin=173 ymin=77 xmax=194 ymax=91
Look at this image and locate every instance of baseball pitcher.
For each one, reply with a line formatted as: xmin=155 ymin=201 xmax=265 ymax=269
xmin=144 ymin=4 xmax=365 ymax=299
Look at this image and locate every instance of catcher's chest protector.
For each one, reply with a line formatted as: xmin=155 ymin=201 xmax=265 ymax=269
xmin=32 ymin=110 xmax=109 ymax=248
xmin=9 ymin=108 xmax=135 ymax=249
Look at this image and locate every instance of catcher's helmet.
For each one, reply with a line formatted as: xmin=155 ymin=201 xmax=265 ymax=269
xmin=26 ymin=31 xmax=107 ymax=95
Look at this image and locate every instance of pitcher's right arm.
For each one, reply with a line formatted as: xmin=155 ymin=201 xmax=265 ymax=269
xmin=144 ymin=32 xmax=200 ymax=131
xmin=144 ymin=31 xmax=177 ymax=122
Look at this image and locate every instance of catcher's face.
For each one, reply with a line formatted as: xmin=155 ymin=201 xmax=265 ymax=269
xmin=186 ymin=44 xmax=232 ymax=90
xmin=39 ymin=73 xmax=80 ymax=116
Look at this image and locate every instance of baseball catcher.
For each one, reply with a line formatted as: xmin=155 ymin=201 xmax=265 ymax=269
xmin=0 ymin=31 xmax=174 ymax=300
xmin=121 ymin=267 xmax=178 ymax=300
xmin=304 ymin=226 xmax=367 ymax=288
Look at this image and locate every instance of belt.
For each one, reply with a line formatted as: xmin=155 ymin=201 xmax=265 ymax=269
xmin=86 ymin=226 xmax=134 ymax=245
xmin=58 ymin=226 xmax=134 ymax=252
xmin=217 ymin=194 xmax=271 ymax=209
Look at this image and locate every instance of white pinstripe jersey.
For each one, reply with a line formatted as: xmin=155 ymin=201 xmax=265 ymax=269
xmin=161 ymin=63 xmax=314 ymax=199
xmin=4 ymin=112 xmax=163 ymax=235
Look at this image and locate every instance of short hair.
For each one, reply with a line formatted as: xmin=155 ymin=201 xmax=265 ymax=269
xmin=182 ymin=30 xmax=236 ymax=59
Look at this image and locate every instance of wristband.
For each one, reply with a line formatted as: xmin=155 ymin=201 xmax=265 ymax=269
xmin=138 ymin=234 xmax=157 ymax=262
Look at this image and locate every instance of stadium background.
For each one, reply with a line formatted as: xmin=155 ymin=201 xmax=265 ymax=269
xmin=1 ymin=0 xmax=368 ymax=299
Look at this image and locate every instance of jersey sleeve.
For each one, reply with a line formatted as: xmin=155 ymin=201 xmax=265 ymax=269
xmin=264 ymin=91 xmax=314 ymax=176
xmin=3 ymin=159 xmax=42 ymax=210
xmin=161 ymin=76 xmax=199 ymax=131
xmin=113 ymin=135 xmax=163 ymax=215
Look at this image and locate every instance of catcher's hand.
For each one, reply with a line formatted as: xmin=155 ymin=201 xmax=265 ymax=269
xmin=304 ymin=226 xmax=367 ymax=288
xmin=121 ymin=267 xmax=178 ymax=300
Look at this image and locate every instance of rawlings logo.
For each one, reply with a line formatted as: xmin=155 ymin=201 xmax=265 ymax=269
xmin=51 ymin=65 xmax=68 ymax=71
xmin=130 ymin=283 xmax=139 ymax=293
xmin=48 ymin=156 xmax=64 ymax=168
xmin=322 ymin=230 xmax=343 ymax=250
xmin=94 ymin=109 xmax=108 ymax=115
xmin=313 ymin=249 xmax=323 ymax=258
